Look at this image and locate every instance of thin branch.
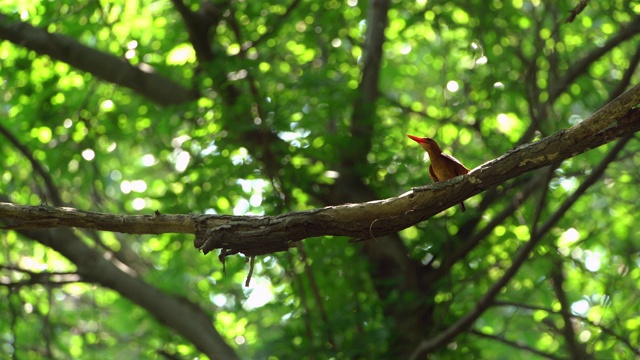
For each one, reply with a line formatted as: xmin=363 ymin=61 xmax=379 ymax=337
xmin=411 ymin=226 xmax=549 ymax=358
xmin=0 ymin=277 xmax=81 ymax=289
xmin=224 ymin=5 xmax=291 ymax=211
xmin=298 ymin=244 xmax=337 ymax=350
xmin=492 ymin=300 xmax=640 ymax=356
xmin=7 ymin=287 xmax=19 ymax=357
xmin=549 ymin=258 xmax=592 ymax=359
xmin=530 ymin=164 xmax=560 ymax=233
xmin=549 ymin=16 xmax=640 ymax=102
xmin=286 ymin=250 xmax=316 ymax=357
xmin=0 ymin=265 xmax=82 ymax=288
xmin=517 ymin=14 xmax=639 ymax=146
xmin=456 ymin=174 xmax=534 ymax=239
xmin=252 ymin=0 xmax=303 ymax=48
xmin=43 ymin=287 xmax=53 ymax=358
xmin=0 ymin=265 xmax=77 ymax=276
xmin=423 ymin=173 xmax=542 ymax=288
xmin=565 ymin=0 xmax=589 ymax=24
xmin=470 ymin=329 xmax=562 ymax=360
xmin=0 ymin=124 xmax=64 ymax=206
xmin=609 ymin=44 xmax=640 ymax=101
xmin=380 ymin=94 xmax=479 ymax=134
xmin=174 ymin=1 xmax=295 ymax=216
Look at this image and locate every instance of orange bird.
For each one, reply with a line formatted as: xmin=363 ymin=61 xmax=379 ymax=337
xmin=407 ymin=135 xmax=470 ymax=211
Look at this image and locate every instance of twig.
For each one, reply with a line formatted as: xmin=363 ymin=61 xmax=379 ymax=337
xmin=565 ymin=0 xmax=589 ymax=23
xmin=219 ymin=249 xmax=228 ymax=276
xmin=244 ymin=256 xmax=256 ymax=287
xmin=0 ymin=124 xmax=63 ymax=206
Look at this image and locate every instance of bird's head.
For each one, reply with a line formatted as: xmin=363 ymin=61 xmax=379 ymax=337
xmin=407 ymin=134 xmax=441 ymax=153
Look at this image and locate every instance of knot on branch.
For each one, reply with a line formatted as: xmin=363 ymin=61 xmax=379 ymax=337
xmin=194 ymin=215 xmax=301 ymax=256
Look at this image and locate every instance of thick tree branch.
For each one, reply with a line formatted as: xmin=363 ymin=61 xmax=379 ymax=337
xmin=346 ymin=0 xmax=390 ymax=164
xmin=13 ymin=226 xmax=239 ymax=360
xmin=408 ymin=128 xmax=635 ymax=358
xmin=170 ymin=0 xmax=223 ymax=63
xmin=1 ymin=84 xmax=640 ymax=256
xmin=0 ymin=13 xmax=198 ymax=106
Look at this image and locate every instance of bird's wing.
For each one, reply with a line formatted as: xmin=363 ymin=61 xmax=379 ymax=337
xmin=428 ymin=164 xmax=439 ymax=182
xmin=441 ymin=153 xmax=470 ymax=175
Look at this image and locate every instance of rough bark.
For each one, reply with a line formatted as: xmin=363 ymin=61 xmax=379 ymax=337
xmin=2 ymin=85 xmax=639 ymax=257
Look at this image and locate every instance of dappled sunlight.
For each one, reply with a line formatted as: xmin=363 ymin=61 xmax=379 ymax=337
xmin=1 ymin=0 xmax=639 ymax=358
xmin=243 ymin=277 xmax=275 ymax=310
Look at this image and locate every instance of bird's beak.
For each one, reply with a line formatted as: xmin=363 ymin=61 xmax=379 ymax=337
xmin=407 ymin=134 xmax=425 ymax=143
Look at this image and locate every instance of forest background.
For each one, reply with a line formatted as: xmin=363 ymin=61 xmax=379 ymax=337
xmin=1 ymin=0 xmax=640 ymax=359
